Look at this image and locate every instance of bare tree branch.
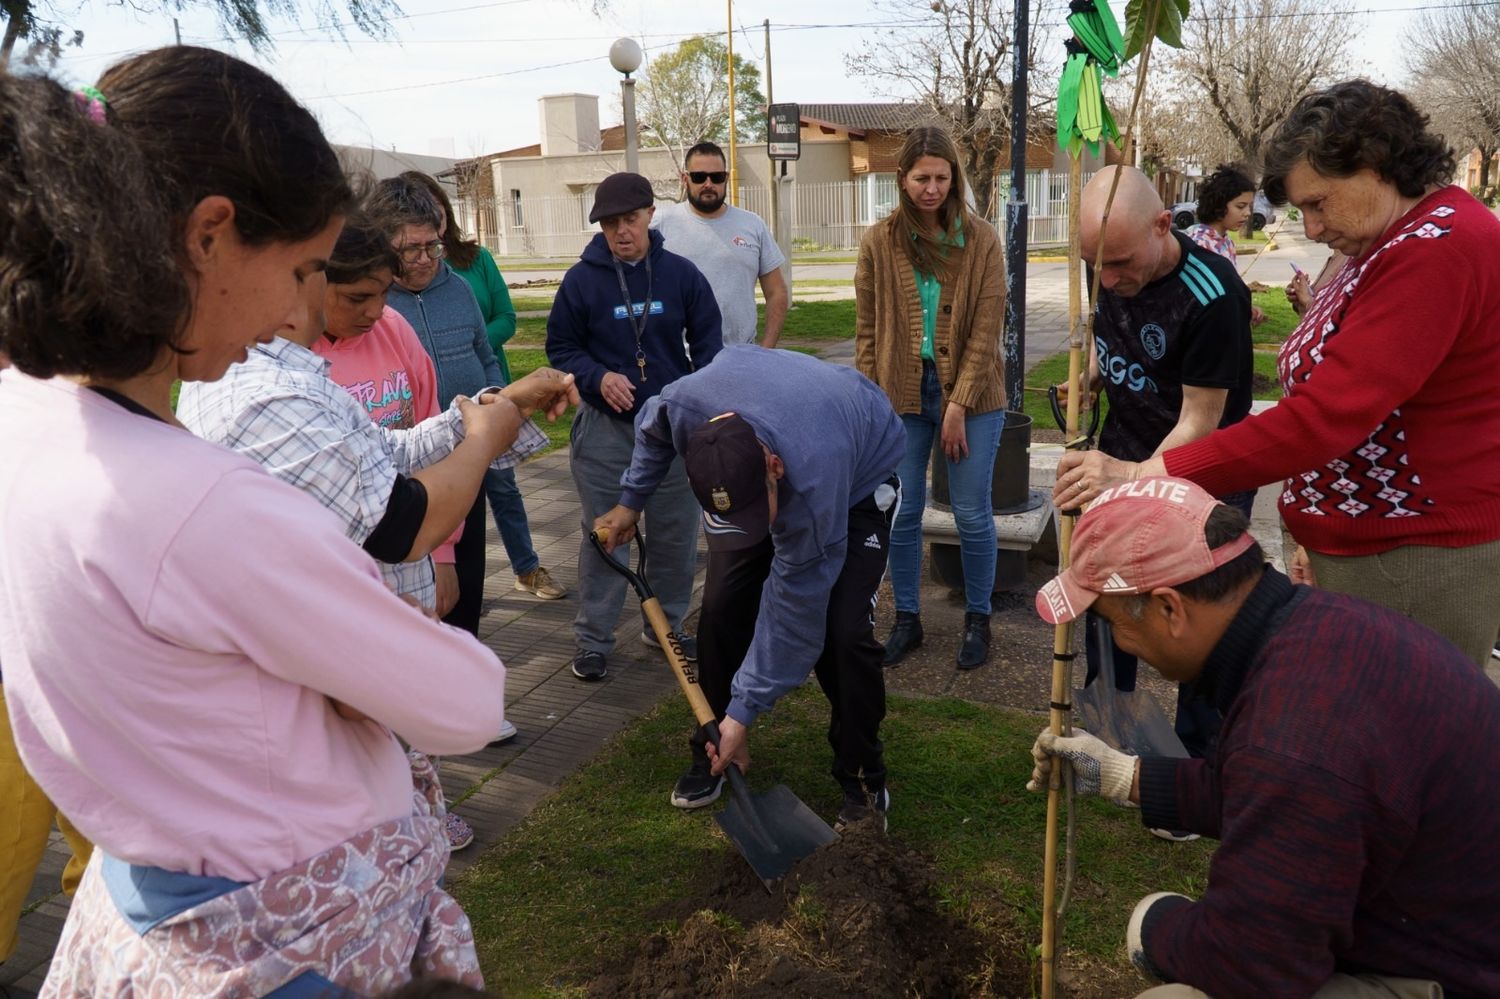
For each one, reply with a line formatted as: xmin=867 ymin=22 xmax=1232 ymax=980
xmin=844 ymin=0 xmax=1062 ymax=218
xmin=1407 ymin=3 xmax=1500 ymax=191
xmin=1160 ymin=0 xmax=1357 ymax=174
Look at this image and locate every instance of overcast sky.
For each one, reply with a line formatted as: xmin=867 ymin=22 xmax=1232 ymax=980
xmin=36 ymin=0 xmax=1419 ymax=160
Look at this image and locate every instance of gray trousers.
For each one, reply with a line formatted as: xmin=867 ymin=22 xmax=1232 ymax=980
xmin=569 ymin=404 xmax=700 ymax=653
xmin=1306 ymin=536 xmax=1500 ymax=668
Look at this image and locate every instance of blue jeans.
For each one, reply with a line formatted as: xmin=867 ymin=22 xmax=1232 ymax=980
xmin=483 ymin=466 xmax=539 ymax=577
xmin=890 ymin=363 xmax=1006 ymax=616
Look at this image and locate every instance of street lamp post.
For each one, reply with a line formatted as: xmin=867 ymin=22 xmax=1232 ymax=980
xmin=609 ymin=37 xmax=643 ymax=174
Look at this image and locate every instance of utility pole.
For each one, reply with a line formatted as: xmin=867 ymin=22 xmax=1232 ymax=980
xmin=1001 ymin=0 xmax=1029 ymax=413
xmin=764 ymin=19 xmax=793 ymax=299
xmin=174 ymin=17 xmax=182 ymax=45
xmin=765 ymin=19 xmax=776 ymax=239
xmin=726 ymin=0 xmax=738 ymax=205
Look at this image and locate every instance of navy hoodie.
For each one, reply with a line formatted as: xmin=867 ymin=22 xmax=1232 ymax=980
xmin=545 ymin=229 xmax=722 ymax=421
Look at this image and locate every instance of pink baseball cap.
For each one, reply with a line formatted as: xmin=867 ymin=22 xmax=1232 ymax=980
xmin=1035 ymin=477 xmax=1256 ymax=625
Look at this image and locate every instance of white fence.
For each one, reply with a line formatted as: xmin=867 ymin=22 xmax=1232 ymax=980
xmin=459 ymin=171 xmax=1090 ymax=260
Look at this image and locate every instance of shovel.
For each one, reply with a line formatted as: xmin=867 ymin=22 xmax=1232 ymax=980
xmin=1074 ymin=616 xmax=1189 ymax=759
xmin=589 ymin=528 xmax=838 ymax=890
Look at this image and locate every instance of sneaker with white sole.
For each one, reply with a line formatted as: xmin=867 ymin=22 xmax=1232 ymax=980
xmin=515 ymin=566 xmax=566 ymax=600
xmin=489 ymin=719 xmax=518 ymax=745
xmin=444 ymin=812 xmax=475 ymax=851
xmin=670 ymin=756 xmax=724 ymax=809
xmin=835 ymin=787 xmax=890 ymax=832
xmin=570 ymin=649 xmax=608 ymax=682
xmin=642 ymin=629 xmax=697 ymax=662
xmin=1148 ymin=827 xmax=1200 ymax=843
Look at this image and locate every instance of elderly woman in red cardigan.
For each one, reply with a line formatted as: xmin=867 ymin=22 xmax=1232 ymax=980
xmin=1055 ymin=79 xmax=1500 ymax=665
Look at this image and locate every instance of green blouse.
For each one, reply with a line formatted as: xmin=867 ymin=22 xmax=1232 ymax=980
xmin=914 ymin=219 xmax=966 ymax=361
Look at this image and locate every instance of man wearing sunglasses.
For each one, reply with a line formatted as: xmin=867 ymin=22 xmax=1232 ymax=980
xmin=653 ymin=141 xmax=789 ymax=348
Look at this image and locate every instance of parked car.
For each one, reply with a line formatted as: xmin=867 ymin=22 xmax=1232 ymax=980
xmin=1171 ymin=190 xmax=1277 ymax=231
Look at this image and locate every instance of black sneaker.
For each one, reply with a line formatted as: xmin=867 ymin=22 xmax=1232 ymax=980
xmin=835 ymin=787 xmax=890 ymax=832
xmin=570 ymin=649 xmax=608 ymax=682
xmin=642 ymin=629 xmax=698 ymax=662
xmin=670 ymin=757 xmax=724 ymax=809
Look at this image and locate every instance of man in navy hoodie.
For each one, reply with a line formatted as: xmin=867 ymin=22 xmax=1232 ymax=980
xmin=546 ymin=173 xmax=722 ymax=685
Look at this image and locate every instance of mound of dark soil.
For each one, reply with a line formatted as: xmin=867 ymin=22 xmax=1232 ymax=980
xmin=587 ymin=821 xmax=1027 ymax=998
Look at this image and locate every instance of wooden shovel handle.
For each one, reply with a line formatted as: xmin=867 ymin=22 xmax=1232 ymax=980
xmin=590 ymin=527 xmax=716 ymax=728
xmin=642 ymin=596 xmax=717 ymax=728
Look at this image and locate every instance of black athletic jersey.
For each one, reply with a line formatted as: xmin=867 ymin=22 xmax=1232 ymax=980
xmin=1093 ymin=231 xmax=1252 ymax=462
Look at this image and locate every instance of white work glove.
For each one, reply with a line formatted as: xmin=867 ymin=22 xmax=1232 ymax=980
xmin=1027 ymin=728 xmax=1137 ymax=802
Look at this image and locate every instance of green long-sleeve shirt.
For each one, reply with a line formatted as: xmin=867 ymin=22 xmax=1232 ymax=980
xmin=453 ymin=246 xmax=516 ymax=383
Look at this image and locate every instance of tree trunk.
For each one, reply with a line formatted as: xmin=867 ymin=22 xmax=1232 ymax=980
xmin=1 ymin=13 xmax=23 ymax=67
xmin=1480 ymin=146 xmax=1496 ymax=191
xmin=971 ymin=157 xmax=995 ymax=219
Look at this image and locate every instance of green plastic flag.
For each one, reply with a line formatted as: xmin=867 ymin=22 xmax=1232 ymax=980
xmin=1066 ymin=0 xmax=1125 ymax=76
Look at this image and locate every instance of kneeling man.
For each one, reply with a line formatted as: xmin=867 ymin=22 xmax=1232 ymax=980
xmin=1029 ymin=477 xmax=1500 ymax=999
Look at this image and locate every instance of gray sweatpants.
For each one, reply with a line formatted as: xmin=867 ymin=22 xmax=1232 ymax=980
xmin=569 ymin=404 xmax=701 ymax=653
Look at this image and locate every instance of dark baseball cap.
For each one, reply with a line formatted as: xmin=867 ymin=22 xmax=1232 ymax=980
xmin=684 ymin=413 xmax=771 ymax=552
xmin=588 ymin=172 xmax=654 ymax=223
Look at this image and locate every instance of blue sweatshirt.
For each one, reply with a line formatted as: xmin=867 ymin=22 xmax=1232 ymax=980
xmin=545 ymin=229 xmax=722 ymax=421
xmin=386 ymin=263 xmax=505 ymax=406
xmin=621 ymin=345 xmax=905 ymax=725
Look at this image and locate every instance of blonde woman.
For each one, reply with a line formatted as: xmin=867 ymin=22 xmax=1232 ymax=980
xmin=855 ymin=126 xmax=1007 ymax=671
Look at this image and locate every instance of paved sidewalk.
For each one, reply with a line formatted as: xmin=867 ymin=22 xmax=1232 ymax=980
xmin=0 ymin=452 xmax=706 ymax=995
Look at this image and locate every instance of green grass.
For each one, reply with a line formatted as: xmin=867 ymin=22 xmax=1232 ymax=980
xmin=511 ymin=317 xmax=548 ymax=346
xmin=507 ymin=347 xmax=573 ymax=452
xmin=512 ymin=300 xmax=859 ymax=350
xmin=791 ymin=253 xmax=857 ymax=264
xmin=763 ymin=298 xmax=856 ymax=340
xmin=510 ymin=295 xmax=556 ymax=313
xmin=1252 ymin=288 xmax=1299 ymax=345
xmin=450 ymin=686 xmax=1212 ymax=996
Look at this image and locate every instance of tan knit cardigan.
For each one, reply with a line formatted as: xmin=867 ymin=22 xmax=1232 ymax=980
xmin=853 ymin=209 xmax=1008 ymax=416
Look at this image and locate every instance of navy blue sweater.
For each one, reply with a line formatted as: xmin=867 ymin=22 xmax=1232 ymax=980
xmin=545 ymin=230 xmax=722 ymax=421
xmin=1137 ymin=569 xmax=1500 ymax=998
xmin=621 ymin=346 xmax=905 ymax=725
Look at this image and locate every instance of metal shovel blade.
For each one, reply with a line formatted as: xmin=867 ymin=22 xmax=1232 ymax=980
xmin=714 ymin=779 xmax=839 ymax=889
xmin=1075 ymin=616 xmax=1188 ymax=759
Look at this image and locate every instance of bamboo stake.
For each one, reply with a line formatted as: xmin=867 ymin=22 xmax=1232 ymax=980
xmin=1040 ymin=5 xmax=1165 ymax=995
xmin=1040 ymin=146 xmax=1086 ymax=999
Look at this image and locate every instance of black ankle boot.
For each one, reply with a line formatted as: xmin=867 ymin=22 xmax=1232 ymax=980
xmin=882 ymin=611 xmax=923 ymax=668
xmin=957 ymin=612 xmax=991 ymax=670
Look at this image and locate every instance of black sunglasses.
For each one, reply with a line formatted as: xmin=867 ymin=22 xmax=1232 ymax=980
xmin=687 ymin=171 xmax=729 ymax=184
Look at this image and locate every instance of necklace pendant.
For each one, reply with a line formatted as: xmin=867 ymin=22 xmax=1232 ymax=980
xmin=637 ymin=355 xmax=647 ymax=383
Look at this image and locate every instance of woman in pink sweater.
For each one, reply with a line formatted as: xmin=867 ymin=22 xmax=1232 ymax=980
xmin=0 ymin=50 xmax=534 ymax=995
xmin=312 ymin=213 xmax=466 ymax=620
xmin=1056 ymin=80 xmax=1500 ymax=664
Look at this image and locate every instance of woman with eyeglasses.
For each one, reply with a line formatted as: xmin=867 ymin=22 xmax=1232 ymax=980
xmin=399 ymin=171 xmax=567 ymax=604
xmin=369 ymin=176 xmax=525 ymax=638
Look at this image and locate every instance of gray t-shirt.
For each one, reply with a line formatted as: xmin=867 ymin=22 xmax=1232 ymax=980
xmin=653 ymin=202 xmax=786 ymax=345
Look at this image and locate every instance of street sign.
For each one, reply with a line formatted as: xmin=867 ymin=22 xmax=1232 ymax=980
xmin=767 ymin=103 xmax=801 ymax=161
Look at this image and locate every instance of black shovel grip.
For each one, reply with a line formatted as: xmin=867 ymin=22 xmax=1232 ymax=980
xmin=587 ymin=528 xmax=653 ymax=601
xmin=1048 ymin=382 xmax=1103 ymax=440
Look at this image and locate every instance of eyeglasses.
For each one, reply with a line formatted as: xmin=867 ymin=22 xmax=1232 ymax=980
xmin=687 ymin=171 xmax=728 ymax=184
xmin=395 ymin=240 xmax=445 ymax=263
